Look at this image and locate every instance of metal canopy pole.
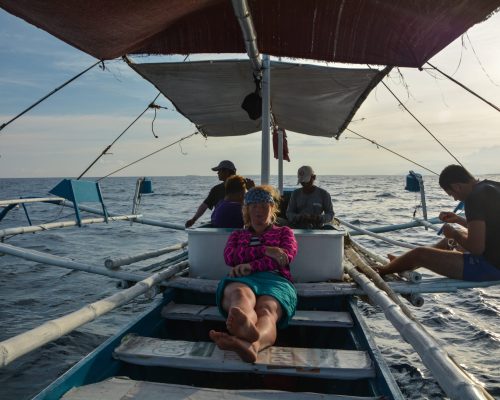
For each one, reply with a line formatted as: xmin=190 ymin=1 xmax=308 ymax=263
xmin=278 ymin=128 xmax=284 ymax=194
xmin=231 ymin=0 xmax=262 ymax=72
xmin=261 ymin=54 xmax=271 ymax=184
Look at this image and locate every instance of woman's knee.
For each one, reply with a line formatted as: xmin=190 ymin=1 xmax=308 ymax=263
xmin=255 ymin=296 xmax=281 ymax=319
xmin=224 ymin=283 xmax=254 ymax=301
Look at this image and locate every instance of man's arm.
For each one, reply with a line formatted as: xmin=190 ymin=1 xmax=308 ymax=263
xmin=185 ymin=202 xmax=209 ymax=228
xmin=439 ymin=212 xmax=467 ymax=227
xmin=321 ymin=191 xmax=334 ymax=224
xmin=444 ymin=220 xmax=486 ymax=255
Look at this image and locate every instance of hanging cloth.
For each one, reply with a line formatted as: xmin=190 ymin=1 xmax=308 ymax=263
xmin=272 ymin=127 xmax=290 ymax=162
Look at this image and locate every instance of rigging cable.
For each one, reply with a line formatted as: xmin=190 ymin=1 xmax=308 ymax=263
xmin=345 ymin=128 xmax=438 ymax=176
xmin=96 ymin=131 xmax=198 ymax=181
xmin=426 ymin=62 xmax=499 ymax=113
xmin=0 ymin=60 xmax=102 ymax=133
xmin=374 ymin=68 xmax=465 ymax=168
xmin=77 ymin=92 xmax=161 ymax=179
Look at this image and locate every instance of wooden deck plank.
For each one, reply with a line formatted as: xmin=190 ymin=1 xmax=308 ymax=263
xmin=113 ymin=335 xmax=374 ymax=380
xmin=63 ymin=377 xmax=382 ymax=399
xmin=161 ymin=303 xmax=353 ymax=327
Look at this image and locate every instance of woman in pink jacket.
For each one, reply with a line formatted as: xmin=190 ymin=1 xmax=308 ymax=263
xmin=209 ymin=185 xmax=298 ymax=363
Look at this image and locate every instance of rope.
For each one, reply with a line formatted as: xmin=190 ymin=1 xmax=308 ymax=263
xmin=426 ymin=62 xmax=499 ymax=113
xmin=346 ymin=128 xmax=438 ymax=175
xmin=97 ymin=132 xmax=198 ymax=181
xmin=77 ymin=92 xmax=162 ymax=179
xmin=0 ymin=60 xmax=102 ymax=133
xmin=378 ymin=75 xmax=464 ymax=168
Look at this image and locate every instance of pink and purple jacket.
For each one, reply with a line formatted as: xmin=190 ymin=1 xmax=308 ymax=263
xmin=223 ymin=225 xmax=298 ymax=281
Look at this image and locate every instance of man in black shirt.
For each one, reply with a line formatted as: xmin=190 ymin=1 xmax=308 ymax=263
xmin=185 ymin=160 xmax=237 ymax=228
xmin=378 ymin=165 xmax=500 ymax=281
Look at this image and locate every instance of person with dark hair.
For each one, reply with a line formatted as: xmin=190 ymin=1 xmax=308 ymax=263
xmin=286 ymin=165 xmax=334 ymax=228
xmin=186 ymin=161 xmax=255 ymax=228
xmin=378 ymin=164 xmax=500 ymax=281
xmin=184 ymin=161 xmax=232 ymax=227
xmin=209 ymin=186 xmax=298 ymax=362
xmin=211 ymin=175 xmax=247 ymax=228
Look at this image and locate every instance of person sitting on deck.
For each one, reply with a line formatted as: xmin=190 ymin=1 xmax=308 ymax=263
xmin=209 ymin=186 xmax=298 ymax=363
xmin=211 ymin=175 xmax=247 ymax=228
xmin=377 ymin=165 xmax=500 ymax=281
xmin=286 ymin=165 xmax=334 ymax=228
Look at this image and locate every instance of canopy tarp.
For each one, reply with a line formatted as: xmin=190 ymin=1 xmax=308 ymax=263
xmin=131 ymin=60 xmax=389 ymax=138
xmin=1 ymin=0 xmax=498 ymax=67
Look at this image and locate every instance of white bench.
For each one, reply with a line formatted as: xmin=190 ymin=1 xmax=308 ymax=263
xmin=63 ymin=377 xmax=382 ymax=399
xmin=161 ymin=303 xmax=353 ymax=328
xmin=187 ymin=227 xmax=345 ymax=282
xmin=113 ymin=335 xmax=374 ymax=380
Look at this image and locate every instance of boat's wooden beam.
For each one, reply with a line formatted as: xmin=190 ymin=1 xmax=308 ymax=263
xmin=161 ymin=303 xmax=354 ymax=328
xmin=114 ymin=335 xmax=375 ymax=379
xmin=164 ymin=276 xmax=500 ymax=296
xmin=63 ymin=377 xmax=382 ymax=400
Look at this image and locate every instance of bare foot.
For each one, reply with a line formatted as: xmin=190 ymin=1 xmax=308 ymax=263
xmin=387 ymin=253 xmax=397 ymax=261
xmin=226 ymin=307 xmax=259 ymax=343
xmin=209 ymin=330 xmax=258 ymax=363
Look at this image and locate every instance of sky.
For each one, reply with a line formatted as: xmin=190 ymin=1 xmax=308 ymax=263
xmin=0 ymin=8 xmax=499 ymax=179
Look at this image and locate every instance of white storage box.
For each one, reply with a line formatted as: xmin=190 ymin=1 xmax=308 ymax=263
xmin=187 ymin=227 xmax=345 ymax=282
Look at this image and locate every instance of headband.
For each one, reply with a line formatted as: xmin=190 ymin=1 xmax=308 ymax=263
xmin=244 ymin=188 xmax=275 ymax=205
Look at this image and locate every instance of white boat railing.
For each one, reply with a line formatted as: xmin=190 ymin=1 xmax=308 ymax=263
xmin=0 ymin=197 xmax=64 ymax=207
xmin=0 ymin=260 xmax=188 ymax=368
xmin=60 ymin=201 xmax=185 ymax=230
xmin=105 ymin=241 xmax=188 ymax=269
xmin=0 ymin=214 xmax=141 ymax=239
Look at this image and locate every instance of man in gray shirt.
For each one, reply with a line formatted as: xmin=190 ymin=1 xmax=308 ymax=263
xmin=286 ymin=166 xmax=334 ymax=228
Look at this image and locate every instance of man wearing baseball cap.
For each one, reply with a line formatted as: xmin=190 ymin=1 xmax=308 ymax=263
xmin=286 ymin=165 xmax=334 ymax=229
xmin=185 ymin=160 xmax=237 ymax=228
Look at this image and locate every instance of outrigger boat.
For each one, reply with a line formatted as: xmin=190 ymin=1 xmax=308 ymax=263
xmin=1 ymin=1 xmax=500 ymax=399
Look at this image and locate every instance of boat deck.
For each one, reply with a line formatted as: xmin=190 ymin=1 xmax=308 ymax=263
xmin=42 ymin=281 xmax=402 ymax=400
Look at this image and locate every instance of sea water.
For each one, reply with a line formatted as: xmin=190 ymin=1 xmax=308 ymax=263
xmin=0 ymin=175 xmax=498 ymax=400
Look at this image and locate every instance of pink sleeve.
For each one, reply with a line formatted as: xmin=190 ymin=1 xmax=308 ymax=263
xmin=249 ymin=227 xmax=298 ymax=274
xmin=279 ymin=226 xmax=298 ymax=263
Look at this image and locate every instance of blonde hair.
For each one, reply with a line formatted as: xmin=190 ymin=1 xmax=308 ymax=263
xmin=242 ymin=185 xmax=280 ymax=227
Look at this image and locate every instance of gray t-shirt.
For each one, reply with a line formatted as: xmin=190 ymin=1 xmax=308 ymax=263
xmin=286 ymin=186 xmax=334 ymax=225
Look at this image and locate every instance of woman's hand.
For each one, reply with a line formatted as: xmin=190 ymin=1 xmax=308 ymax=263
xmin=229 ymin=263 xmax=252 ymax=277
xmin=265 ymin=246 xmax=288 ymax=267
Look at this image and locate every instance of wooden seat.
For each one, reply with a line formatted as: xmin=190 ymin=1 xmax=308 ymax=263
xmin=113 ymin=335 xmax=375 ymax=380
xmin=161 ymin=303 xmax=353 ymax=328
xmin=62 ymin=377 xmax=382 ymax=399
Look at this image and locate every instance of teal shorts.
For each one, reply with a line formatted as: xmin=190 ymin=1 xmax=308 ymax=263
xmin=216 ymin=271 xmax=297 ymax=329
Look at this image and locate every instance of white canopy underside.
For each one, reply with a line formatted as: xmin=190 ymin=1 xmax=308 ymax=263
xmin=131 ymin=60 xmax=387 ymax=138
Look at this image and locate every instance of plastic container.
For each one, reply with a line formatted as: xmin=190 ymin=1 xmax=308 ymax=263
xmin=187 ymin=227 xmax=345 ymax=282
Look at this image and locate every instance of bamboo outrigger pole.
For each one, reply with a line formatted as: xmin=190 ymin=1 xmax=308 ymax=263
xmin=105 ymin=241 xmax=188 ymax=269
xmin=0 ymin=261 xmax=187 ymax=368
xmin=0 ymin=214 xmax=141 ymax=239
xmin=345 ymin=262 xmax=493 ymax=400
